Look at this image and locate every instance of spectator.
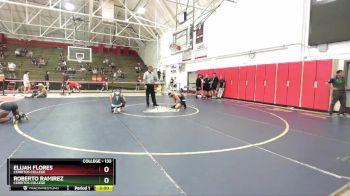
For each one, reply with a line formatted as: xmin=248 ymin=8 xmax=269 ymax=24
xmin=101 ymin=75 xmax=109 ymax=92
xmin=80 ymin=64 xmax=86 ymax=71
xmin=15 ymin=48 xmax=21 ymax=56
xmin=44 ymin=71 xmax=50 ymax=91
xmin=92 ymin=67 xmax=98 ymax=75
xmin=173 ymin=77 xmax=177 ymax=90
xmin=218 ymin=76 xmax=226 ymax=98
xmin=0 ymin=51 xmax=4 ymax=59
xmin=169 ymin=77 xmax=174 ymax=91
xmin=23 ymin=71 xmax=30 ymax=94
xmin=157 ymin=69 xmax=161 ymax=80
xmin=203 ymin=75 xmax=211 ymax=98
xmin=59 ymin=52 xmax=64 ymax=61
xmin=195 ymin=74 xmax=203 ymax=99
xmin=162 ymin=70 xmax=166 ymax=81
xmin=38 ymin=57 xmax=45 ymax=67
xmin=103 ymin=58 xmax=109 ymax=65
xmin=117 ymin=68 xmax=124 ymax=79
xmin=110 ymin=62 xmax=116 ymax=70
xmin=135 ymin=76 xmax=141 ymax=91
xmin=135 ymin=64 xmax=140 ymax=73
xmin=31 ymin=56 xmax=37 ymax=65
xmin=211 ymin=73 xmax=219 ymax=98
xmin=8 ymin=62 xmax=16 ymax=79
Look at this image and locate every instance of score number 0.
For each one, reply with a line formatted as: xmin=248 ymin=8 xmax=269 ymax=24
xmin=103 ymin=166 xmax=110 ymax=184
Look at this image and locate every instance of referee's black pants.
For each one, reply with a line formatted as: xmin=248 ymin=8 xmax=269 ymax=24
xmin=146 ymin=84 xmax=157 ymax=106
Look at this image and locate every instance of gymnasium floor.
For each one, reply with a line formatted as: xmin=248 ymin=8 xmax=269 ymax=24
xmin=0 ymin=95 xmax=350 ymax=195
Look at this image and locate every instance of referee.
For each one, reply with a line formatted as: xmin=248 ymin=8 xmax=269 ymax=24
xmin=143 ymin=66 xmax=159 ymax=107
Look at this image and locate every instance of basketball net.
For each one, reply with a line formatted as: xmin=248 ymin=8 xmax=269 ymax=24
xmin=77 ymin=56 xmax=83 ymax=64
xmin=169 ymin=43 xmax=181 ymax=54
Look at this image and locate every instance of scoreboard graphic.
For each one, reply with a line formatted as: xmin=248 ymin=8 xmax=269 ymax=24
xmin=7 ymin=158 xmax=116 ymax=191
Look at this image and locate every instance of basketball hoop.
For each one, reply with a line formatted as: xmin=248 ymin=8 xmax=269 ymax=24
xmin=169 ymin=43 xmax=181 ymax=54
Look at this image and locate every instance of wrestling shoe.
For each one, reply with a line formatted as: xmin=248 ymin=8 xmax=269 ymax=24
xmin=20 ymin=113 xmax=29 ymax=121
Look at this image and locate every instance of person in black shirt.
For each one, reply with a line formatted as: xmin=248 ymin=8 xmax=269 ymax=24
xmin=203 ymin=74 xmax=211 ymax=98
xmin=195 ymin=74 xmax=203 ymax=99
xmin=44 ymin=71 xmax=50 ymax=91
xmin=218 ymin=76 xmax=226 ymax=98
xmin=211 ymin=73 xmax=219 ymax=98
xmin=157 ymin=69 xmax=161 ymax=80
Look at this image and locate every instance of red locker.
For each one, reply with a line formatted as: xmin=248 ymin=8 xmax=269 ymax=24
xmin=287 ymin=62 xmax=302 ymax=107
xmin=255 ymin=65 xmax=266 ymax=102
xmin=222 ymin=68 xmax=233 ymax=98
xmin=314 ymin=60 xmax=332 ymax=110
xmin=301 ymin=61 xmax=317 ymax=109
xmin=232 ymin=67 xmax=239 ymax=98
xmin=245 ymin=65 xmax=256 ymax=101
xmin=276 ymin=63 xmax=289 ymax=105
xmin=238 ymin=66 xmax=247 ymax=99
xmin=264 ymin=64 xmax=276 ymax=104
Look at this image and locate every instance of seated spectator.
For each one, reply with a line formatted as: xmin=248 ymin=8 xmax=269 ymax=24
xmin=0 ymin=51 xmax=4 ymax=60
xmin=117 ymin=68 xmax=125 ymax=79
xmin=15 ymin=48 xmax=21 ymax=56
xmin=103 ymin=58 xmax=109 ymax=65
xmin=80 ymin=64 xmax=86 ymax=71
xmin=38 ymin=57 xmax=45 ymax=67
xmin=56 ymin=62 xmax=61 ymax=71
xmin=92 ymin=67 xmax=98 ymax=74
xmin=59 ymin=52 xmax=64 ymax=61
xmin=31 ymin=56 xmax=38 ymax=65
xmin=110 ymin=62 xmax=116 ymax=70
xmin=67 ymin=67 xmax=76 ymax=75
xmin=8 ymin=62 xmax=16 ymax=79
xmin=135 ymin=65 xmax=140 ymax=73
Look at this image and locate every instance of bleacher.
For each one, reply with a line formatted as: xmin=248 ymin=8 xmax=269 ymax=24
xmin=0 ymin=41 xmax=145 ymax=91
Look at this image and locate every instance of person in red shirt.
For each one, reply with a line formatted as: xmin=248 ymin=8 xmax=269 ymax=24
xmin=67 ymin=81 xmax=81 ymax=93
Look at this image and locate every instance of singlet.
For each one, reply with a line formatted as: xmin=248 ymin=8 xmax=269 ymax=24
xmin=111 ymin=93 xmax=123 ymax=106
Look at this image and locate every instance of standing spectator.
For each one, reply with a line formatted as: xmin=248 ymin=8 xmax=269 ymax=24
xmin=101 ymin=75 xmax=109 ymax=92
xmin=169 ymin=77 xmax=174 ymax=91
xmin=143 ymin=66 xmax=159 ymax=107
xmin=173 ymin=77 xmax=177 ymax=91
xmin=162 ymin=70 xmax=166 ymax=81
xmin=218 ymin=76 xmax=226 ymax=98
xmin=211 ymin=73 xmax=219 ymax=98
xmin=328 ymin=70 xmax=347 ymax=116
xmin=59 ymin=52 xmax=64 ymax=61
xmin=157 ymin=69 xmax=161 ymax=80
xmin=135 ymin=76 xmax=141 ymax=92
xmin=203 ymin=74 xmax=211 ymax=98
xmin=196 ymin=74 xmax=203 ymax=99
xmin=23 ymin=71 xmax=30 ymax=94
xmin=44 ymin=71 xmax=50 ymax=91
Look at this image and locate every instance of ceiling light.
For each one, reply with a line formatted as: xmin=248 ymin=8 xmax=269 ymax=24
xmin=65 ymin=2 xmax=75 ymax=11
xmin=136 ymin=7 xmax=146 ymax=15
